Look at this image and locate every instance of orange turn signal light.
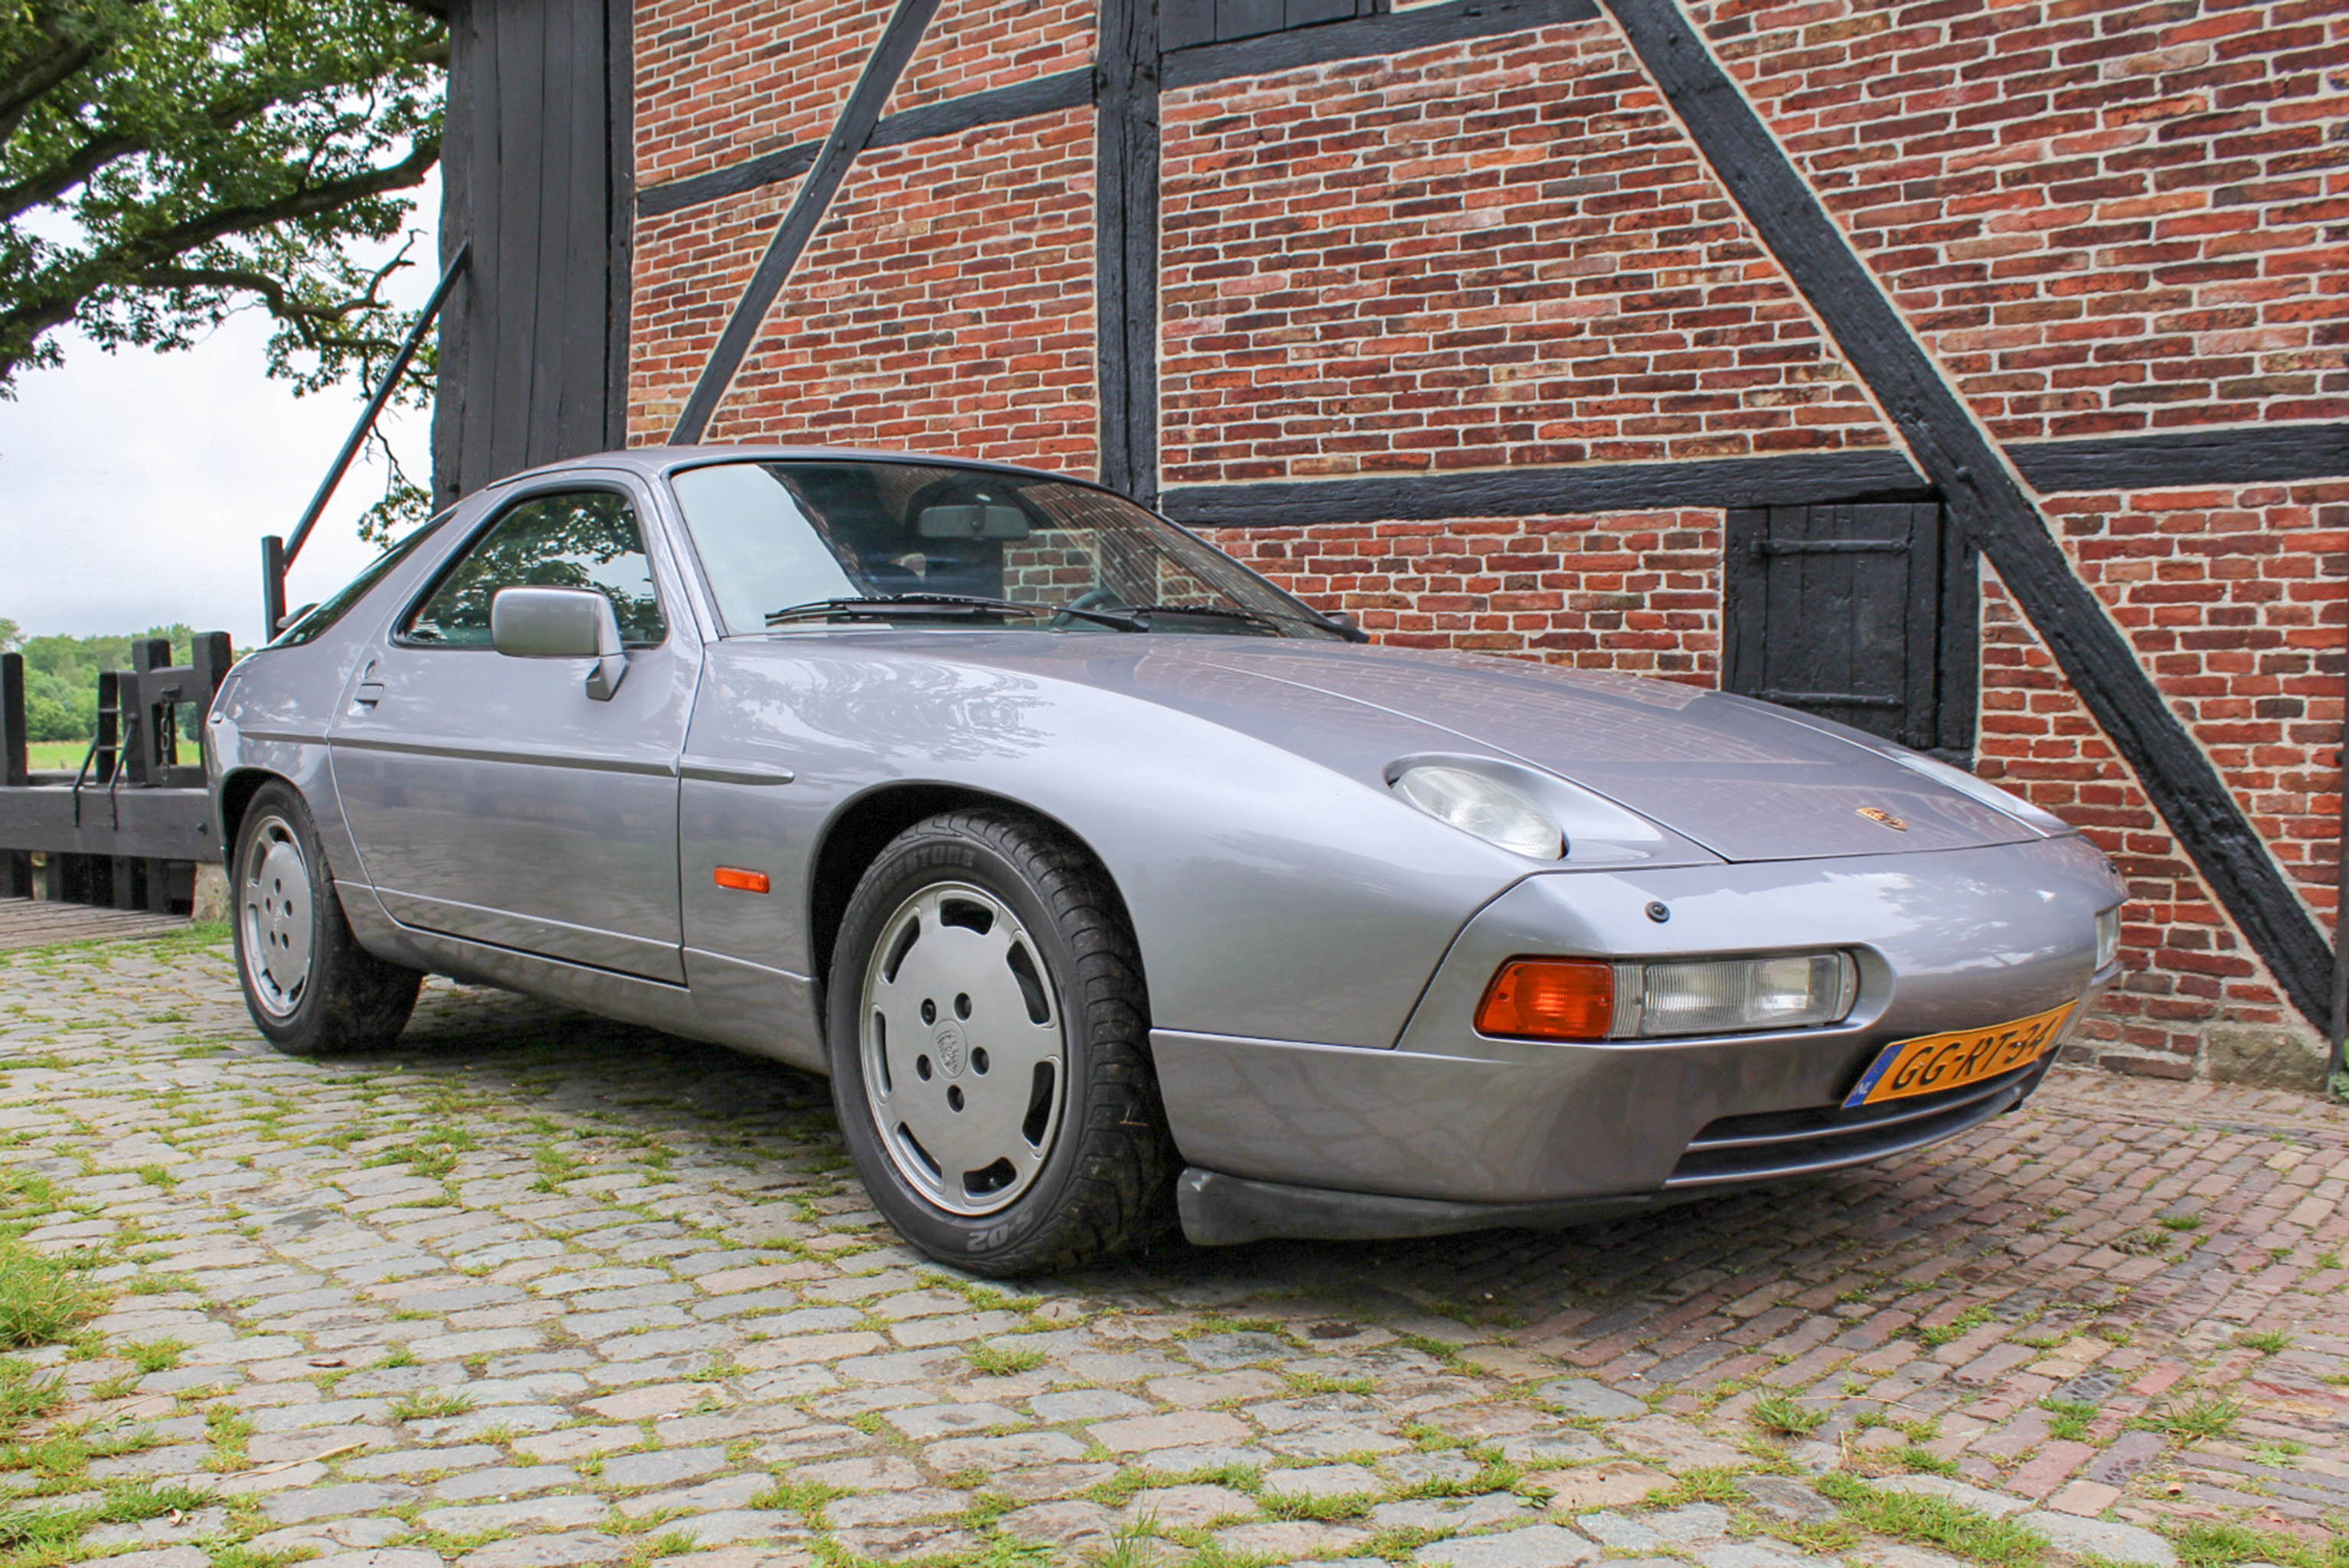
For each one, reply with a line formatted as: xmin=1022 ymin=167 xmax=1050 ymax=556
xmin=713 ymin=866 xmax=770 ymax=894
xmin=1475 ymin=959 xmax=1615 ymax=1040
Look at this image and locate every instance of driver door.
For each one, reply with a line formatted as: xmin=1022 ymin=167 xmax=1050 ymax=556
xmin=328 ymin=479 xmax=698 ymax=982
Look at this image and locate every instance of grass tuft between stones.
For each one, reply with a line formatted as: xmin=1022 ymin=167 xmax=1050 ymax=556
xmin=1814 ymin=1472 xmax=2049 ymax=1568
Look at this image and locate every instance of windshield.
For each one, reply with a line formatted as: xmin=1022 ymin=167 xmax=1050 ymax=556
xmin=668 ymin=460 xmax=1342 ymax=639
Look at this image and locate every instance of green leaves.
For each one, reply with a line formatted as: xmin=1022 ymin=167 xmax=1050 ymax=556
xmin=1 ymin=0 xmax=445 ymax=407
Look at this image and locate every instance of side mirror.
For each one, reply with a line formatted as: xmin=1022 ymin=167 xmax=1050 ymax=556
xmin=492 ymin=586 xmax=627 ymax=701
xmin=1319 ymin=607 xmax=1367 ymax=642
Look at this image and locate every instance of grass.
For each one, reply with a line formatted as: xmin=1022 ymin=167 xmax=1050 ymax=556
xmin=1917 ymin=1305 xmax=1995 ymax=1349
xmin=2234 ymin=1329 xmax=2292 ymax=1354
xmin=1751 ymin=1391 xmax=1828 ymax=1436
xmin=389 ymin=1389 xmax=475 ymax=1422
xmin=2039 ymin=1396 xmax=2098 ymax=1442
xmin=371 ymin=1123 xmax=482 ymax=1180
xmin=625 ymin=1528 xmax=701 ymax=1566
xmin=119 ymin=1338 xmax=187 ymax=1374
xmin=1084 ymin=1465 xmax=1259 ymax=1508
xmin=751 ymin=1475 xmax=849 ymax=1523
xmin=1815 ymin=1472 xmax=2049 ymax=1567
xmin=965 ymin=1342 xmax=1047 ymax=1377
xmin=205 ymin=1402 xmax=254 ymax=1472
xmin=0 ymin=1359 xmax=64 ymax=1431
xmin=0 ymin=1239 xmax=103 ymax=1348
xmin=2169 ymin=1520 xmax=2349 ymax=1568
xmin=1284 ymin=1368 xmax=1376 ymax=1396
xmin=0 ymin=1478 xmax=217 ymax=1552
xmin=21 ymin=742 xmax=82 ymax=773
xmin=1640 ymin=1468 xmax=1749 ymax=1509
xmin=1258 ymin=1488 xmax=1377 ymax=1522
xmin=2134 ymin=1393 xmax=2242 ymax=1442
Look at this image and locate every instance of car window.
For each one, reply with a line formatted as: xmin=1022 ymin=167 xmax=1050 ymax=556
xmin=669 ymin=460 xmax=1343 ymax=639
xmin=270 ymin=513 xmax=449 ymax=648
xmin=671 ymin=464 xmax=858 ymax=633
xmin=401 ymin=489 xmax=667 ymax=648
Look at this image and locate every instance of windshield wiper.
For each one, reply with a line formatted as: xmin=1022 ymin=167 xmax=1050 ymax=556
xmin=1116 ymin=602 xmax=1290 ymax=635
xmin=763 ymin=593 xmax=1142 ymax=632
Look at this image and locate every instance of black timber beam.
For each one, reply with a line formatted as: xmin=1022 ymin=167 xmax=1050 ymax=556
xmin=1096 ymin=0 xmax=1161 ymax=506
xmin=667 ymin=0 xmax=945 ymax=444
xmin=1599 ymin=0 xmax=2334 ymax=1027
xmin=1163 ymin=424 xmax=2349 ymax=526
xmin=2012 ymin=422 xmax=2349 ymax=494
xmin=1164 ymin=449 xmax=1929 ymax=527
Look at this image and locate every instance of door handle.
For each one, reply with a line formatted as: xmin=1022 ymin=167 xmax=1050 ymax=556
xmin=352 ymin=680 xmax=385 ymax=707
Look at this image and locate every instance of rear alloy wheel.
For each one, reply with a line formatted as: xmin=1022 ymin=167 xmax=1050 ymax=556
xmin=827 ymin=809 xmax=1174 ymax=1275
xmin=232 ymin=780 xmax=421 ymax=1055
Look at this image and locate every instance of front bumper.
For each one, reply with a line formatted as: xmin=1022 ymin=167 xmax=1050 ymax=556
xmin=1152 ymin=833 xmax=2122 ymax=1243
xmin=1174 ymin=1053 xmax=2057 ymax=1244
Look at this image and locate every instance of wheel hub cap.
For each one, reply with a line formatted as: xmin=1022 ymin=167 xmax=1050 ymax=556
xmin=240 ymin=819 xmax=312 ymax=1017
xmin=859 ymin=882 xmax=1066 ymax=1217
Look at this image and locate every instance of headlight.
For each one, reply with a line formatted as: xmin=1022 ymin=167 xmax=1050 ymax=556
xmin=1392 ymin=764 xmax=1563 ymax=860
xmin=2095 ymin=906 xmax=2120 ymax=970
xmin=1476 ymin=951 xmax=1858 ymax=1041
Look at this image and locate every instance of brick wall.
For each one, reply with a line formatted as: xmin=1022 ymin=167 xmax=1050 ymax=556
xmin=2033 ymin=483 xmax=2347 ymax=919
xmin=1202 ymin=511 xmax=1723 ymax=678
xmin=886 ymin=0 xmax=1097 ymax=114
xmin=635 ymin=0 xmax=882 ymax=190
xmin=1159 ymin=21 xmax=1890 ymax=486
xmin=698 ymin=109 xmax=1099 ymax=471
xmin=630 ymin=183 xmax=802 ymax=439
xmin=1690 ymin=0 xmax=2349 ymax=443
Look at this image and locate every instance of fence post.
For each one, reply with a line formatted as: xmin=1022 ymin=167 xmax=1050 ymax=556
xmin=0 ymin=655 xmax=27 ymax=898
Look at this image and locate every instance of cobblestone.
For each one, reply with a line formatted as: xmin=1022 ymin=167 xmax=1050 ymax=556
xmin=0 ymin=936 xmax=2341 ymax=1566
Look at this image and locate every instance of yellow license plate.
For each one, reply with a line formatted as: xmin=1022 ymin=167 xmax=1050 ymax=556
xmin=1842 ymin=1001 xmax=2076 ymax=1109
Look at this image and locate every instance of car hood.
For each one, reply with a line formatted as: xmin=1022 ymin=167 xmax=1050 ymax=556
xmin=890 ymin=635 xmax=2039 ymax=862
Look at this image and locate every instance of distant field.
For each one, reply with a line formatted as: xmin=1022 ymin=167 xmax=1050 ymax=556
xmin=24 ymin=741 xmax=84 ymax=772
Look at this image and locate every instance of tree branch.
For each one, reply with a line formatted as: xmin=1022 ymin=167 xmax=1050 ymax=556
xmin=0 ymin=32 xmax=448 ymax=223
xmin=0 ymin=133 xmax=439 ymax=364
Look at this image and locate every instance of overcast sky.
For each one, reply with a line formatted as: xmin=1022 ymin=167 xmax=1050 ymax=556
xmin=0 ymin=182 xmax=442 ymax=649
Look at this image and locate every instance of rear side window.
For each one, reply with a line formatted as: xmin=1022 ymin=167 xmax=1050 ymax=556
xmin=401 ymin=490 xmax=667 ymax=648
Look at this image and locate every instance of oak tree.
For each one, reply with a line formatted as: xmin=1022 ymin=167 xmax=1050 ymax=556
xmin=1 ymin=0 xmax=447 ymax=400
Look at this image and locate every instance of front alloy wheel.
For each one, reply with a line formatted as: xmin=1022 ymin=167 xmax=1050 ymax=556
xmin=860 ymin=881 xmax=1066 ymax=1216
xmin=828 ymin=809 xmax=1174 ymax=1275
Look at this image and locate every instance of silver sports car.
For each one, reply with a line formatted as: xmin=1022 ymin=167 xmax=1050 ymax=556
xmin=208 ymin=447 xmax=2125 ymax=1274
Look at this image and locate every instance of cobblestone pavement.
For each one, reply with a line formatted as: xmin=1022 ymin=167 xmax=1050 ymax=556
xmin=0 ymin=931 xmax=2341 ymax=1568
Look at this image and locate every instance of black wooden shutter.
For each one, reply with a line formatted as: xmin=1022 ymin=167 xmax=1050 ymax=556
xmin=1161 ymin=0 xmax=1382 ymax=51
xmin=1722 ymin=501 xmax=1978 ymax=763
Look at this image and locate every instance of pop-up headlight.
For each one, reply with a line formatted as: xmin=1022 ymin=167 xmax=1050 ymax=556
xmin=1391 ymin=764 xmax=1563 ymax=860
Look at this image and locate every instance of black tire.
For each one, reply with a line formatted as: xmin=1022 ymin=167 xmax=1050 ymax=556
xmin=825 ymin=808 xmax=1176 ymax=1276
xmin=231 ymin=780 xmax=421 ymax=1056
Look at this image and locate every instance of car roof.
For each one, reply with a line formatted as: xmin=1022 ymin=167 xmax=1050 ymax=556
xmin=480 ymin=445 xmax=1119 ymax=498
